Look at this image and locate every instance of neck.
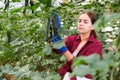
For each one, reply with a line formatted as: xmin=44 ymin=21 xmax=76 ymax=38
xmin=80 ymin=32 xmax=91 ymax=42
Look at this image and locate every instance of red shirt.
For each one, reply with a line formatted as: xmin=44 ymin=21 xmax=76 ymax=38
xmin=58 ymin=34 xmax=102 ymax=79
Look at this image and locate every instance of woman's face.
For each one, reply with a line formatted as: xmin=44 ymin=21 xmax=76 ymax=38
xmin=77 ymin=13 xmax=93 ymax=34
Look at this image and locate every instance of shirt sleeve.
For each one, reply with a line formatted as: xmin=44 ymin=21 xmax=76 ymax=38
xmin=58 ymin=36 xmax=75 ymax=76
xmin=59 ymin=59 xmax=73 ymax=76
xmin=65 ymin=36 xmax=73 ymax=51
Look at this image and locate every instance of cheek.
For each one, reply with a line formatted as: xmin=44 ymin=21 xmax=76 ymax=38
xmin=86 ymin=24 xmax=93 ymax=29
xmin=81 ymin=26 xmax=93 ymax=33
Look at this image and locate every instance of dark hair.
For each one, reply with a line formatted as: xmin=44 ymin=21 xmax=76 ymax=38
xmin=80 ymin=11 xmax=97 ymax=39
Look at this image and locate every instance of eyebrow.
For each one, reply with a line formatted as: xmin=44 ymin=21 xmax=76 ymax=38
xmin=78 ymin=19 xmax=90 ymax=21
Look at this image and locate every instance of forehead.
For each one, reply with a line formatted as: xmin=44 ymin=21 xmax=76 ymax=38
xmin=78 ymin=13 xmax=91 ymax=21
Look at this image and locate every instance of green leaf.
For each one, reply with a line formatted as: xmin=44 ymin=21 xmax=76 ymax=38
xmin=0 ymin=51 xmax=5 ymax=55
xmin=72 ymin=54 xmax=115 ymax=78
xmin=94 ymin=16 xmax=104 ymax=31
xmin=38 ymin=0 xmax=52 ymax=7
xmin=10 ymin=8 xmax=22 ymax=14
xmin=12 ymin=0 xmax=21 ymax=2
xmin=72 ymin=65 xmax=92 ymax=77
xmin=45 ymin=73 xmax=61 ymax=80
xmin=42 ymin=44 xmax=51 ymax=55
xmin=114 ymin=52 xmax=120 ymax=61
xmin=94 ymin=13 xmax=120 ymax=31
xmin=116 ymin=35 xmax=120 ymax=49
xmin=31 ymin=75 xmax=44 ymax=80
xmin=60 ymin=55 xmax=66 ymax=61
xmin=72 ymin=58 xmax=86 ymax=68
xmin=72 ymin=54 xmax=100 ymax=68
xmin=31 ymin=3 xmax=40 ymax=11
xmin=18 ymin=64 xmax=29 ymax=72
xmin=104 ymin=13 xmax=120 ymax=24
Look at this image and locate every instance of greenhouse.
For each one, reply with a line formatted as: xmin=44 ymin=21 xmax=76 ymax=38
xmin=0 ymin=0 xmax=120 ymax=80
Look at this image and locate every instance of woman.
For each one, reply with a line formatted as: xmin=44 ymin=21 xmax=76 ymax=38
xmin=52 ymin=11 xmax=102 ymax=80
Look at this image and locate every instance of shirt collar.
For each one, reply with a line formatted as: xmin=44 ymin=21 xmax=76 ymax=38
xmin=75 ymin=34 xmax=96 ymax=42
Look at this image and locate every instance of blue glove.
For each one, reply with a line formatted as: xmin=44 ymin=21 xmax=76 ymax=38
xmin=52 ymin=35 xmax=67 ymax=54
xmin=54 ymin=13 xmax=61 ymax=28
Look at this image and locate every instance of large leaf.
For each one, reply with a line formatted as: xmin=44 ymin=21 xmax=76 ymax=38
xmin=12 ymin=0 xmax=21 ymax=2
xmin=42 ymin=44 xmax=51 ymax=55
xmin=104 ymin=13 xmax=120 ymax=23
xmin=31 ymin=75 xmax=44 ymax=80
xmin=38 ymin=0 xmax=52 ymax=7
xmin=45 ymin=73 xmax=61 ymax=80
xmin=72 ymin=54 xmax=100 ymax=68
xmin=116 ymin=35 xmax=120 ymax=49
xmin=94 ymin=13 xmax=120 ymax=31
xmin=72 ymin=65 xmax=93 ymax=77
xmin=10 ymin=8 xmax=22 ymax=14
xmin=72 ymin=54 xmax=115 ymax=77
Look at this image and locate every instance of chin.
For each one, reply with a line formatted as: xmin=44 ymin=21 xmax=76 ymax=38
xmin=79 ymin=31 xmax=84 ymax=33
xmin=79 ymin=31 xmax=87 ymax=34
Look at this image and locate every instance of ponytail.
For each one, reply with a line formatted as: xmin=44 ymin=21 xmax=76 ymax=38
xmin=91 ymin=30 xmax=97 ymax=39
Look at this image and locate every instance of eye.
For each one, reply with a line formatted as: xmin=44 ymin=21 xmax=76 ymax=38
xmin=84 ymin=21 xmax=88 ymax=24
xmin=78 ymin=19 xmax=81 ymax=23
xmin=84 ymin=20 xmax=89 ymax=24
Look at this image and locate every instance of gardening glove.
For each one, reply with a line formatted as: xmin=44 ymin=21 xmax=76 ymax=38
xmin=52 ymin=35 xmax=67 ymax=54
xmin=54 ymin=13 xmax=61 ymax=28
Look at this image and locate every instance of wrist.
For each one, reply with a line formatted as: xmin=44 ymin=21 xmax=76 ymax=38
xmin=64 ymin=50 xmax=74 ymax=61
xmin=59 ymin=46 xmax=68 ymax=54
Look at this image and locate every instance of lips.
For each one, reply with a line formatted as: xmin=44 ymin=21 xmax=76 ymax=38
xmin=78 ymin=26 xmax=84 ymax=29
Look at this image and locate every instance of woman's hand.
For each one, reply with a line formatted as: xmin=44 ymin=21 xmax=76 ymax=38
xmin=52 ymin=35 xmax=68 ymax=54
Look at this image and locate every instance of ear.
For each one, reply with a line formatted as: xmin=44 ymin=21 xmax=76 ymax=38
xmin=91 ymin=27 xmax=94 ymax=30
xmin=91 ymin=26 xmax=94 ymax=30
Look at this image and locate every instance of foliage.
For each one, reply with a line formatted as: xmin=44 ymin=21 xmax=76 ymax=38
xmin=72 ymin=54 xmax=115 ymax=80
xmin=0 ymin=0 xmax=120 ymax=80
xmin=94 ymin=13 xmax=120 ymax=31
